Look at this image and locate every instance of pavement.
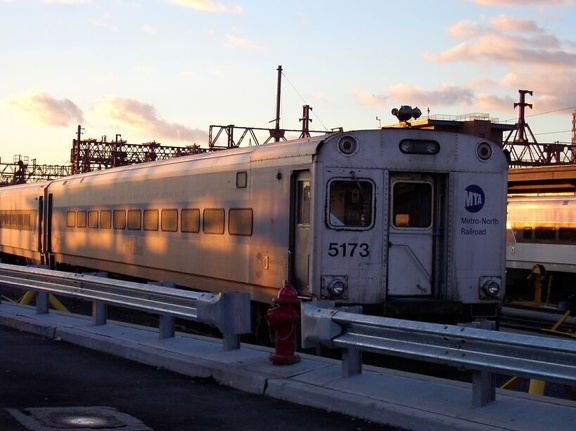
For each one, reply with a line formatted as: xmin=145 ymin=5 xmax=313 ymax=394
xmin=1 ymin=301 xmax=575 ymax=431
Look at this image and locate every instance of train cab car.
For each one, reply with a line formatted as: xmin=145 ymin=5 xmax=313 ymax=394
xmin=306 ymin=130 xmax=507 ymax=320
xmin=0 ymin=128 xmax=508 ymax=322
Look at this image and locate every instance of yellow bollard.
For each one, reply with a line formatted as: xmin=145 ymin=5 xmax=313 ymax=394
xmin=528 ymin=379 xmax=546 ymax=396
xmin=48 ymin=294 xmax=69 ymax=312
xmin=19 ymin=291 xmax=37 ymax=305
xmin=18 ymin=290 xmax=69 ymax=312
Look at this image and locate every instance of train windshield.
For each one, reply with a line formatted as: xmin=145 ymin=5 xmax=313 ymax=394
xmin=327 ymin=179 xmax=373 ymax=229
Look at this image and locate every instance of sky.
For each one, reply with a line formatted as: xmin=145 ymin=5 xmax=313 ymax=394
xmin=0 ymin=0 xmax=575 ymax=166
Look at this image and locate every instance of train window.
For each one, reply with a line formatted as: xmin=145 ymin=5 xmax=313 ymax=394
xmin=100 ymin=210 xmax=112 ymax=229
xmin=392 ymin=182 xmax=432 ymax=228
xmin=113 ymin=210 xmax=126 ymax=230
xmin=236 ymin=171 xmax=248 ymax=188
xmin=23 ymin=213 xmax=31 ymax=229
xmin=298 ymin=180 xmax=311 ymax=224
xmin=521 ymin=227 xmax=533 ymax=241
xmin=203 ymin=208 xmax=225 ymax=235
xmin=328 ymin=179 xmax=374 ymax=228
xmin=77 ymin=211 xmax=87 ymax=228
xmin=144 ymin=210 xmax=159 ymax=231
xmin=535 ymin=226 xmax=555 ymax=241
xmin=128 ymin=210 xmax=142 ymax=230
xmin=161 ymin=209 xmax=178 ymax=232
xmin=229 ymin=208 xmax=253 ymax=236
xmin=88 ymin=211 xmax=98 ymax=229
xmin=182 ymin=209 xmax=200 ymax=233
xmin=66 ymin=211 xmax=76 ymax=228
xmin=559 ymin=228 xmax=576 ymax=242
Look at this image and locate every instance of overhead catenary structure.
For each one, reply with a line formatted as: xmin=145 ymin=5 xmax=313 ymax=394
xmin=502 ymin=90 xmax=575 ymax=166
xmin=70 ymin=126 xmax=208 ymax=175
xmin=0 ymin=155 xmax=71 ymax=187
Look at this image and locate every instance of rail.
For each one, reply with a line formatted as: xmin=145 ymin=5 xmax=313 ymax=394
xmin=0 ymin=263 xmax=251 ymax=351
xmin=301 ymin=302 xmax=576 ymax=407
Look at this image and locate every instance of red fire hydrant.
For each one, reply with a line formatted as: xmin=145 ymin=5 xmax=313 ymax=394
xmin=265 ymin=284 xmax=301 ymax=365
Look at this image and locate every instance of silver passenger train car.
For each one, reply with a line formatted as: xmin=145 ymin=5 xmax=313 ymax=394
xmin=506 ymin=195 xmax=576 ymax=301
xmin=0 ymin=129 xmax=508 ymax=321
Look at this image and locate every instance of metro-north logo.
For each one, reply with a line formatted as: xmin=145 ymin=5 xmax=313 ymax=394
xmin=464 ymin=185 xmax=485 ymax=213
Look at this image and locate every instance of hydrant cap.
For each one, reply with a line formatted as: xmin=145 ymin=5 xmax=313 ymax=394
xmin=273 ymin=284 xmax=300 ymax=305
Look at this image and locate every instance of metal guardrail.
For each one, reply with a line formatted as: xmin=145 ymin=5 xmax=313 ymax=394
xmin=301 ymin=302 xmax=576 ymax=407
xmin=0 ymin=263 xmax=251 ymax=351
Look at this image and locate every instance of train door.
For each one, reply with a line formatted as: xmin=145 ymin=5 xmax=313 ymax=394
xmin=37 ymin=195 xmax=43 ymax=258
xmin=291 ymin=171 xmax=311 ymax=295
xmin=43 ymin=191 xmax=54 ymax=268
xmin=387 ymin=174 xmax=436 ymax=296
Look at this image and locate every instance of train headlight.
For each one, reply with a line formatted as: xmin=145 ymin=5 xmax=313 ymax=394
xmin=328 ymin=279 xmax=346 ymax=296
xmin=476 ymin=142 xmax=492 ymax=161
xmin=338 ymin=136 xmax=358 ymax=155
xmin=322 ymin=276 xmax=348 ymax=298
xmin=480 ymin=278 xmax=501 ymax=299
xmin=399 ymin=139 xmax=440 ymax=155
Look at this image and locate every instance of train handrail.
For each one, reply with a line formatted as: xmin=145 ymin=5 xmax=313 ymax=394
xmin=301 ymin=302 xmax=576 ymax=407
xmin=0 ymin=263 xmax=251 ymax=351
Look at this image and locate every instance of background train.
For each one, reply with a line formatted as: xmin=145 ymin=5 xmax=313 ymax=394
xmin=506 ymin=195 xmax=576 ymax=303
xmin=0 ymin=128 xmax=508 ymax=322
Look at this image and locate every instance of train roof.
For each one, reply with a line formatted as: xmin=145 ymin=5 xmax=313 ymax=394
xmin=47 ymin=134 xmax=328 ymax=187
xmin=508 ymin=195 xmax=576 ymax=204
xmin=0 ymin=128 xmax=508 ymax=191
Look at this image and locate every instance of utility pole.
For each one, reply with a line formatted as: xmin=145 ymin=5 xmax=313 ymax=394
xmin=270 ymin=65 xmax=285 ymax=142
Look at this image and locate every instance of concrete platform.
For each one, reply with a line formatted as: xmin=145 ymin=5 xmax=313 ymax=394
xmin=1 ymin=302 xmax=575 ymax=431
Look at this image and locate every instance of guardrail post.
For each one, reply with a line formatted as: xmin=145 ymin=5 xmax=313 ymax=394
xmin=36 ymin=291 xmax=49 ymax=314
xmin=92 ymin=301 xmax=107 ymax=325
xmin=222 ymin=333 xmax=240 ymax=351
xmin=342 ymin=348 xmax=362 ymax=377
xmin=472 ymin=370 xmax=495 ymax=407
xmin=159 ymin=315 xmax=175 ymax=339
xmin=197 ymin=291 xmax=251 ymax=351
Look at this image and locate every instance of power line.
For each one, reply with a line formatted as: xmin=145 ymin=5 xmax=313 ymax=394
xmin=534 ymin=129 xmax=571 ymax=136
xmin=281 ymin=71 xmax=329 ymax=131
xmin=504 ymin=105 xmax=576 ymax=122
xmin=526 ymin=106 xmax=576 ymax=118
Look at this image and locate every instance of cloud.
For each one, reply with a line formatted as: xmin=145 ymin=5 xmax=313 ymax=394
xmin=165 ymin=0 xmax=243 ymax=14
xmin=498 ymin=72 xmax=576 ymax=112
xmin=225 ymin=34 xmax=264 ymax=50
xmin=354 ymin=85 xmax=474 ymax=113
xmin=92 ymin=97 xmax=208 ymax=144
xmin=89 ymin=17 xmax=119 ymax=32
xmin=423 ymin=13 xmax=576 ymax=118
xmin=142 ymin=24 xmax=158 ymax=34
xmin=474 ymin=93 xmax=516 ymax=114
xmin=428 ymin=15 xmax=576 ymax=67
xmin=4 ymin=92 xmax=84 ymax=126
xmin=353 ymin=90 xmax=385 ymax=108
